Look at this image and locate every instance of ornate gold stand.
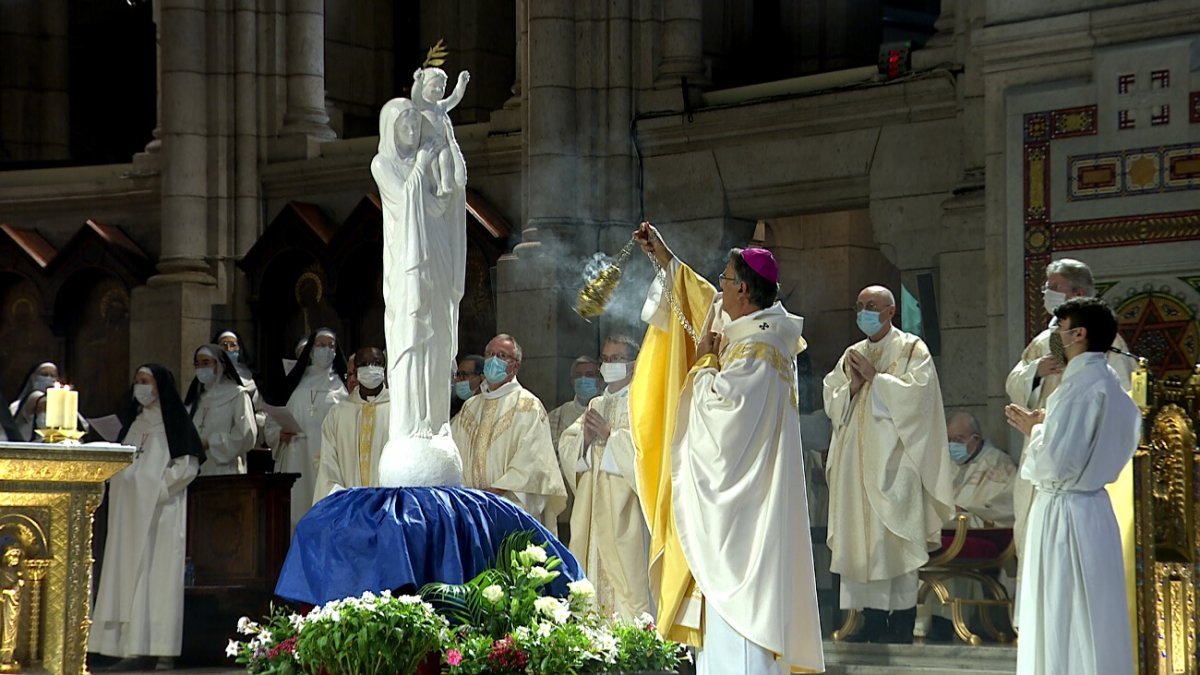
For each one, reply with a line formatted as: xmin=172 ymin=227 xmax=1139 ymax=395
xmin=0 ymin=442 xmax=133 ymax=675
xmin=1134 ymin=362 xmax=1200 ymax=674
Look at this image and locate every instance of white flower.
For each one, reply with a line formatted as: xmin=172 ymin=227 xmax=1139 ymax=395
xmin=226 ymin=639 xmax=241 ymax=658
xmin=527 ymin=566 xmax=559 ymax=585
xmin=536 ymin=621 xmax=553 ymax=638
xmin=360 ymin=590 xmax=377 ymax=602
xmin=482 ymin=584 xmax=505 ymax=604
xmin=289 ymin=613 xmax=306 ymax=631
xmin=381 ymin=589 xmax=392 ymax=598
xmin=258 ymin=629 xmax=273 ymax=644
xmin=514 ymin=626 xmax=532 ymax=641
xmin=519 ymin=544 xmax=548 ymax=566
xmin=396 ymin=594 xmax=422 ymax=604
xmin=236 ymin=616 xmax=257 ymax=635
xmin=567 ymin=579 xmax=595 ymax=600
xmin=637 ymin=612 xmax=656 ymax=629
xmin=534 ymin=596 xmax=571 ymax=624
xmin=328 ymin=610 xmax=341 ymax=623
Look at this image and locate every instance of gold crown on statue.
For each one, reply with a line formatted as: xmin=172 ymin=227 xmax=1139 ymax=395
xmin=575 ymin=240 xmax=636 ymax=320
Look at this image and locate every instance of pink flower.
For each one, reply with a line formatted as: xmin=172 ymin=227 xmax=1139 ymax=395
xmin=446 ymin=649 xmax=463 ymax=667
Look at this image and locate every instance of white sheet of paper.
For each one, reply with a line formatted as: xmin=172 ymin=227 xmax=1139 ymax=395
xmin=88 ymin=415 xmax=124 ymax=443
xmin=262 ymin=404 xmax=303 ymax=434
xmin=282 ymin=358 xmax=298 ymax=375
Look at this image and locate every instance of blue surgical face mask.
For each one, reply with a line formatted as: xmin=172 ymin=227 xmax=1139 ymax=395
xmin=453 ymin=380 xmax=475 ymax=401
xmin=948 ymin=441 xmax=971 ymax=464
xmin=856 ymin=309 xmax=884 ymax=337
xmin=483 ymin=357 xmax=510 ymax=385
xmin=33 ymin=375 xmax=55 ymax=392
xmin=574 ymin=376 xmax=599 ymax=401
xmin=226 ymin=350 xmax=241 ymax=365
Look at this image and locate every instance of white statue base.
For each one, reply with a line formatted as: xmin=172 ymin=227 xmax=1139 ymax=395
xmin=377 ymin=426 xmax=464 ymax=488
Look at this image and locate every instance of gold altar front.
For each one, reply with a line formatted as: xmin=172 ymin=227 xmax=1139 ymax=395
xmin=0 ymin=442 xmax=132 ymax=675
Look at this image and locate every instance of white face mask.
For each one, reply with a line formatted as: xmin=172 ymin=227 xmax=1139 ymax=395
xmin=1043 ymin=289 xmax=1067 ymax=315
xmin=600 ymin=362 xmax=629 ymax=383
xmin=195 ymin=367 xmax=217 ymax=385
xmin=357 ymin=365 xmax=386 ymax=389
xmin=133 ymin=384 xmax=157 ymax=406
xmin=311 ymin=346 xmax=336 ymax=369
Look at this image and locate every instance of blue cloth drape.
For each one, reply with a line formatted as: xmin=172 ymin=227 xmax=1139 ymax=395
xmin=274 ymin=486 xmax=583 ymax=605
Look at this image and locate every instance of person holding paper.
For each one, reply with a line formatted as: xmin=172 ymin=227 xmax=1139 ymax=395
xmin=265 ymin=329 xmax=348 ymax=528
xmin=184 ymin=345 xmax=256 ymax=475
xmin=89 ymin=364 xmax=204 ymax=670
xmin=313 ymin=347 xmax=391 ymax=501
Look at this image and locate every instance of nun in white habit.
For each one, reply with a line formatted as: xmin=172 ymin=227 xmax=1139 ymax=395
xmin=185 ymin=344 xmax=256 ymax=475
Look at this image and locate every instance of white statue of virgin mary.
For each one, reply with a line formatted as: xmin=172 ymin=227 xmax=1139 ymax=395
xmin=371 ymin=95 xmax=466 ymax=487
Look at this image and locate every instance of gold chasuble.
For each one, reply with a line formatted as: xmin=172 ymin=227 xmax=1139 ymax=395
xmin=629 ymin=261 xmax=715 ymax=646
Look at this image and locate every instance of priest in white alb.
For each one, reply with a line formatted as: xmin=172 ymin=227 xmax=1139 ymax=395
xmin=632 ymin=225 xmax=823 ymax=674
xmin=451 ymin=333 xmax=567 ymax=533
xmin=313 ymin=347 xmax=391 ymax=501
xmin=558 ymin=336 xmax=652 ymax=620
xmin=1005 ymin=297 xmax=1139 ymax=674
xmin=823 ymin=285 xmax=955 ymax=644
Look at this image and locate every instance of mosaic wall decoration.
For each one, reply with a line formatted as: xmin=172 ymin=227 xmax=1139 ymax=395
xmin=1067 ymin=142 xmax=1200 ymax=200
xmin=1105 ymin=285 xmax=1200 ymax=381
xmin=1021 ymin=100 xmax=1200 ymax=341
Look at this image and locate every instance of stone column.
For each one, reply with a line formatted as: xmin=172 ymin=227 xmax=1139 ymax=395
xmin=490 ymin=0 xmax=525 ymax=132
xmin=154 ymin=0 xmax=213 ymax=284
xmin=655 ymin=0 xmax=706 ymax=87
xmin=495 ymin=0 xmax=582 ymax=402
xmin=135 ymin=0 xmax=218 ymax=382
xmin=277 ymin=0 xmax=335 ymax=147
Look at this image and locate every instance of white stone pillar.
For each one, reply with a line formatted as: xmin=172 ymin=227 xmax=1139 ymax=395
xmin=278 ymin=0 xmax=335 ymax=142
xmin=656 ymin=0 xmax=706 ymax=86
xmin=154 ymin=0 xmax=213 ymax=283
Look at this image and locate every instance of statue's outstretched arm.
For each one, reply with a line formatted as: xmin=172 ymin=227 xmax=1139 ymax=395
xmin=441 ymin=71 xmax=470 ymax=111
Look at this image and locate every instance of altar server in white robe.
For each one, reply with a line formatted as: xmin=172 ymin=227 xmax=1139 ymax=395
xmin=90 ymin=364 xmax=204 ymax=669
xmin=451 ymin=333 xmax=567 ymax=534
xmin=823 ymin=285 xmax=955 ymax=644
xmin=1005 ymin=297 xmax=1139 ymax=675
xmin=559 ymin=336 xmax=652 ymax=620
xmin=1006 ymin=257 xmax=1134 ymax=563
xmin=265 ymin=329 xmax=349 ymax=528
xmin=313 ymin=347 xmax=391 ymax=501
xmin=670 ymin=246 xmax=823 ymax=675
xmin=185 ymin=345 xmax=256 ymax=475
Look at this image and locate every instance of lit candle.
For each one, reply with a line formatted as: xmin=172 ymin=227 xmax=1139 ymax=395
xmin=45 ymin=386 xmax=65 ymax=430
xmin=62 ymin=386 xmax=78 ymax=432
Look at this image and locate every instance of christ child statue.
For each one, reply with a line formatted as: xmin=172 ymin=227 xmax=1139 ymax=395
xmin=411 ymin=67 xmax=470 ymax=196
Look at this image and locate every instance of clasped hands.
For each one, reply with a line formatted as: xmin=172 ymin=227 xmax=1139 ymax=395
xmin=582 ymin=409 xmax=611 ymax=447
xmin=1005 ymin=403 xmax=1045 ymax=437
xmin=845 ymin=350 xmax=877 ymax=392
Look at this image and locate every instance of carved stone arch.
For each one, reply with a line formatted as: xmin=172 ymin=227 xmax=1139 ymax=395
xmin=0 ymin=226 xmax=60 ymax=402
xmin=45 ymin=221 xmax=150 ymax=417
xmin=328 ymin=195 xmax=384 ymax=354
xmin=238 ymin=202 xmax=340 ymax=398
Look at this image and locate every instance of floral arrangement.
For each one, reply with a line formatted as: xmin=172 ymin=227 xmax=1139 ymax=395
xmin=228 ymin=531 xmax=684 ymax=674
xmin=228 ymin=591 xmax=448 ymax=675
xmin=425 ymin=531 xmax=685 ymax=674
